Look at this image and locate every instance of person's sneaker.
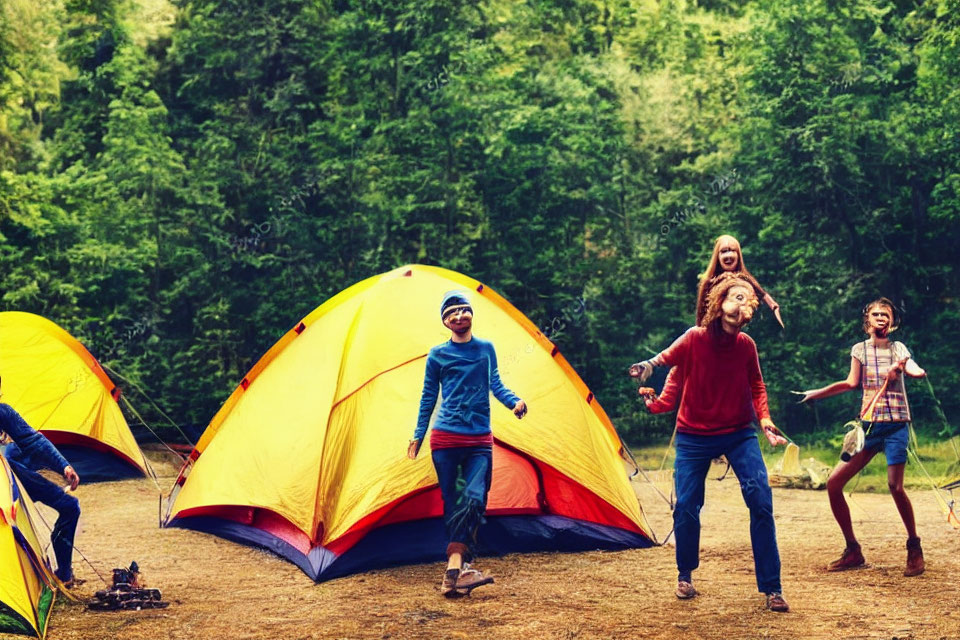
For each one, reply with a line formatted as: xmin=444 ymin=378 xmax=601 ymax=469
xmin=766 ymin=592 xmax=789 ymax=612
xmin=904 ymin=537 xmax=925 ymax=577
xmin=440 ymin=568 xmax=462 ymax=598
xmin=455 ymin=565 xmax=494 ymax=595
xmin=675 ymin=580 xmax=697 ymax=599
xmin=827 ymin=544 xmax=865 ymax=571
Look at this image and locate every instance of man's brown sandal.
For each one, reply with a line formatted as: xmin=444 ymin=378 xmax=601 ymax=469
xmin=675 ymin=580 xmax=697 ymax=599
xmin=766 ymin=592 xmax=789 ymax=612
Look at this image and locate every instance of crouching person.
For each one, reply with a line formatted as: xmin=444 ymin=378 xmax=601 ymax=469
xmin=0 ymin=395 xmax=82 ymax=586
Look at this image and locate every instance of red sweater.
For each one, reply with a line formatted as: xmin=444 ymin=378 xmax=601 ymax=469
xmin=656 ymin=326 xmax=770 ymax=435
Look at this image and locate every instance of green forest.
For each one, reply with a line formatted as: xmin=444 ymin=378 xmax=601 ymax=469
xmin=1 ymin=0 xmax=958 ymax=445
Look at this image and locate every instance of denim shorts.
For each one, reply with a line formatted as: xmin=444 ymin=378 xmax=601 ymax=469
xmin=863 ymin=421 xmax=909 ymax=466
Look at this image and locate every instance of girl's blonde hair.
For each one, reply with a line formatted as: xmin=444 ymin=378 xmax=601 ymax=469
xmin=695 ymin=235 xmax=762 ymax=325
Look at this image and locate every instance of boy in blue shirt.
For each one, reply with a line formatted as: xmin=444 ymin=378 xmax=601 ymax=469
xmin=0 ymin=377 xmax=82 ymax=586
xmin=408 ymin=291 xmax=527 ymax=597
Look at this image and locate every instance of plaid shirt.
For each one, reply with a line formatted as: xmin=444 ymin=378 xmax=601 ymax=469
xmin=851 ymin=340 xmax=911 ymax=422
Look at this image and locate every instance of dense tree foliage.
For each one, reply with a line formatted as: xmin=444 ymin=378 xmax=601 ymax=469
xmin=1 ymin=0 xmax=957 ymax=445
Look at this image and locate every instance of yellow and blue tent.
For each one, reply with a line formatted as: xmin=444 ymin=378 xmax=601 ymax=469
xmin=164 ymin=265 xmax=653 ymax=581
xmin=0 ymin=312 xmax=147 ymax=480
xmin=0 ymin=455 xmax=60 ymax=638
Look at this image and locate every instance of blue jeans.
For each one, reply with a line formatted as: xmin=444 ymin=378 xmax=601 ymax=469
xmin=674 ymin=427 xmax=781 ymax=593
xmin=9 ymin=460 xmax=80 ymax=582
xmin=431 ymin=446 xmax=492 ymax=558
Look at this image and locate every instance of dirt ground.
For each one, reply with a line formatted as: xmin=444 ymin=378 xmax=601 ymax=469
xmin=27 ymin=450 xmax=960 ymax=640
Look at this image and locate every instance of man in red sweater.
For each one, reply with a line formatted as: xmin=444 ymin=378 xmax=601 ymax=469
xmin=631 ymin=273 xmax=790 ymax=612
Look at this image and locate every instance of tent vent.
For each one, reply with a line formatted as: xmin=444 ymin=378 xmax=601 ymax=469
xmin=240 ymin=378 xmax=251 ymax=390
xmin=476 ymin=284 xmax=484 ymax=292
xmin=550 ymin=346 xmax=559 ymax=357
xmin=110 ymin=386 xmax=122 ymax=401
xmin=586 ymin=392 xmax=594 ymax=403
xmin=294 ymin=322 xmax=306 ymax=334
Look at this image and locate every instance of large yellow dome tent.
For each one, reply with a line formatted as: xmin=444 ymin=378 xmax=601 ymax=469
xmin=164 ymin=265 xmax=654 ymax=581
xmin=0 ymin=312 xmax=147 ymax=480
xmin=0 ymin=455 xmax=62 ymax=638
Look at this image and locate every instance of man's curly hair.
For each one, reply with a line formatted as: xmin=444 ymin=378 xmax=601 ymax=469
xmin=700 ymin=273 xmax=759 ymax=328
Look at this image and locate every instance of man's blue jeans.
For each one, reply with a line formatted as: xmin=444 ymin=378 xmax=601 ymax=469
xmin=9 ymin=460 xmax=80 ymax=582
xmin=431 ymin=446 xmax=492 ymax=559
xmin=674 ymin=427 xmax=781 ymax=593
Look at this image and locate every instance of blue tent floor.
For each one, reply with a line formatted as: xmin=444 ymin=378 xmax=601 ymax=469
xmin=169 ymin=513 xmax=653 ymax=582
xmin=55 ymin=445 xmax=142 ymax=482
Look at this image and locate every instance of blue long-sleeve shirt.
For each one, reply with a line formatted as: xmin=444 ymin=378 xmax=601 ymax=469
xmin=0 ymin=403 xmax=70 ymax=473
xmin=413 ymin=337 xmax=520 ymax=441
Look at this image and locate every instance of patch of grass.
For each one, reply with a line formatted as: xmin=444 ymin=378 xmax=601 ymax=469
xmin=628 ymin=434 xmax=960 ymax=494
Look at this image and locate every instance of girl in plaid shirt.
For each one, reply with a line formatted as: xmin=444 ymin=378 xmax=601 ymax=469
xmin=799 ymin=298 xmax=927 ymax=576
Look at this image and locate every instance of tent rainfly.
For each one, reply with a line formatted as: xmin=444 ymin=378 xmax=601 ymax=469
xmin=0 ymin=455 xmax=61 ymax=638
xmin=0 ymin=312 xmax=147 ymax=480
xmin=164 ymin=265 xmax=653 ymax=581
